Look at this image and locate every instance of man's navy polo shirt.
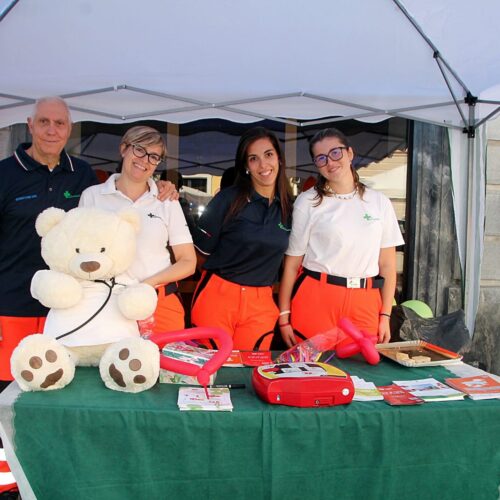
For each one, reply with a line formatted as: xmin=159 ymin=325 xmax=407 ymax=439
xmin=193 ymin=186 xmax=291 ymax=287
xmin=0 ymin=144 xmax=98 ymax=316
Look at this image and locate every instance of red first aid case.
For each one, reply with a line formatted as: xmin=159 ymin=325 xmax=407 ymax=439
xmin=252 ymin=362 xmax=354 ymax=407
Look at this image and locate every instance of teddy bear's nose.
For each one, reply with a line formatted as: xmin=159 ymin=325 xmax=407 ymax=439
xmin=80 ymin=261 xmax=100 ymax=273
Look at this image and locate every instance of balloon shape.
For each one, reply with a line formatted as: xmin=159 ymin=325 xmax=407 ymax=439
xmin=149 ymin=327 xmax=233 ymax=388
xmin=336 ymin=318 xmax=380 ymax=365
xmin=401 ymin=300 xmax=433 ymax=318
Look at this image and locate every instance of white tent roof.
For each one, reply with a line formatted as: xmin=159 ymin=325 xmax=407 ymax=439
xmin=0 ymin=0 xmax=498 ymax=334
xmin=1 ymin=0 xmax=500 ymax=130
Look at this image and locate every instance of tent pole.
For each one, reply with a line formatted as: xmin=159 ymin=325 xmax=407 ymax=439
xmin=464 ymin=99 xmax=477 ymax=335
xmin=0 ymin=0 xmax=18 ymax=23
xmin=392 ymin=0 xmax=470 ymax=94
xmin=476 ymin=106 xmax=500 ymax=128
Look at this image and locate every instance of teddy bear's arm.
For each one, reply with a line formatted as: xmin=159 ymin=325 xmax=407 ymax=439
xmin=31 ymin=270 xmax=83 ymax=309
xmin=117 ymin=283 xmax=158 ymax=320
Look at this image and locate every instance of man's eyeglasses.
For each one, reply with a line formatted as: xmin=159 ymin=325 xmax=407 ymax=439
xmin=128 ymin=143 xmax=163 ymax=166
xmin=313 ymin=147 xmax=348 ymax=168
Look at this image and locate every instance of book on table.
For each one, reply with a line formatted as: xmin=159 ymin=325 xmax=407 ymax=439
xmin=444 ymin=375 xmax=500 ymax=400
xmin=392 ymin=377 xmax=465 ymax=402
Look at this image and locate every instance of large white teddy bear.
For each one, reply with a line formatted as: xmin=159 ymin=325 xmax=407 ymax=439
xmin=11 ymin=207 xmax=160 ymax=393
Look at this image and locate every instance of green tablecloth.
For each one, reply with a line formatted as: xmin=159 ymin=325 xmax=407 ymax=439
xmin=1 ymin=357 xmax=499 ymax=500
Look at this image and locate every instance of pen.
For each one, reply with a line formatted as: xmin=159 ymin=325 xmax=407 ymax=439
xmin=322 ymin=352 xmax=336 ymax=364
xmin=210 ymin=384 xmax=246 ymax=389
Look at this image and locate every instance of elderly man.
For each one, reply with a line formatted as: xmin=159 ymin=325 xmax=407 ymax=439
xmin=0 ymin=97 xmax=98 ymax=383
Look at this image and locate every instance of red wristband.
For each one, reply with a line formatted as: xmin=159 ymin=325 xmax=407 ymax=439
xmin=279 ymin=322 xmax=291 ymax=328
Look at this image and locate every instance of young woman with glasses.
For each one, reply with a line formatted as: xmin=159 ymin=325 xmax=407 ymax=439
xmin=191 ymin=127 xmax=293 ymax=350
xmin=79 ymin=125 xmax=196 ymax=332
xmin=278 ymin=128 xmax=403 ymax=349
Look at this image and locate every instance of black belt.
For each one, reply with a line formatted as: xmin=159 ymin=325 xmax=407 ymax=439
xmin=302 ymin=268 xmax=384 ymax=289
xmin=156 ymin=282 xmax=179 ymax=296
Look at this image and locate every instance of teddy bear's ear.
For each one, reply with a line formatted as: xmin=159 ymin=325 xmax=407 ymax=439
xmin=35 ymin=207 xmax=67 ymax=237
xmin=117 ymin=209 xmax=141 ymax=232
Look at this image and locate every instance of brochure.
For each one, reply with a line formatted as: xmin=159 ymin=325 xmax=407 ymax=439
xmin=177 ymin=387 xmax=233 ymax=411
xmin=223 ymin=350 xmax=273 ymax=367
xmin=351 ymin=376 xmax=383 ymax=401
xmin=223 ymin=350 xmax=244 ymax=367
xmin=241 ymin=351 xmax=273 ymax=366
xmin=445 ymin=375 xmax=500 ymax=400
xmin=393 ymin=377 xmax=464 ymax=402
xmin=377 ymin=384 xmax=425 ymax=405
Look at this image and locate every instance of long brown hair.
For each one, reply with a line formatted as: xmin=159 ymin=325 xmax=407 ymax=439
xmin=309 ymin=128 xmax=366 ymax=205
xmin=225 ymin=127 xmax=293 ymax=224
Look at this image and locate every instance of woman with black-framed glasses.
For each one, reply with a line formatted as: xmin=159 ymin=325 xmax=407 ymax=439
xmin=278 ymin=127 xmax=404 ymax=349
xmin=80 ymin=125 xmax=196 ymax=333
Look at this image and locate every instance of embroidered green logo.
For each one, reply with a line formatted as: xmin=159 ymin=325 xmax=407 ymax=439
xmin=63 ymin=191 xmax=80 ymax=199
xmin=363 ymin=213 xmax=380 ymax=221
xmin=278 ymin=222 xmax=291 ymax=231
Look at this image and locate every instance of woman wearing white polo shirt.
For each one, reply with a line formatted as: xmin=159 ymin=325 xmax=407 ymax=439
xmin=80 ymin=126 xmax=196 ymax=332
xmin=278 ymin=128 xmax=404 ymax=348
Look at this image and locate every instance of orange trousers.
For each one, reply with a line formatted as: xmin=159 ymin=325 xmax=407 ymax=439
xmin=153 ymin=287 xmax=185 ymax=333
xmin=291 ymin=272 xmax=382 ymax=346
xmin=191 ymin=272 xmax=277 ymax=350
xmin=0 ymin=316 xmax=46 ymax=380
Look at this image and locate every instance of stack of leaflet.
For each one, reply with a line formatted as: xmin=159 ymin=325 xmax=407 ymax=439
xmin=177 ymin=387 xmax=233 ymax=411
xmin=351 ymin=376 xmax=383 ymax=401
xmin=393 ymin=378 xmax=464 ymax=402
xmin=445 ymin=375 xmax=500 ymax=400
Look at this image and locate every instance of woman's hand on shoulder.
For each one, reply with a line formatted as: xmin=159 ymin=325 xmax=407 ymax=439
xmin=156 ymin=180 xmax=179 ymax=201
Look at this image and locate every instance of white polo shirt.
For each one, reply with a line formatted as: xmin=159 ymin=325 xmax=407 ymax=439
xmin=286 ymin=187 xmax=404 ymax=278
xmin=79 ymin=174 xmax=193 ymax=282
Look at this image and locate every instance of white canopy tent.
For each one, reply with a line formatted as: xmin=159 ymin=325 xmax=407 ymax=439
xmin=1 ymin=0 xmax=500 ymax=333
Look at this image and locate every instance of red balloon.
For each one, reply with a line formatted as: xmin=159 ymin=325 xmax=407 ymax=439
xmin=337 ymin=318 xmax=380 ymax=365
xmin=149 ymin=327 xmax=234 ymax=387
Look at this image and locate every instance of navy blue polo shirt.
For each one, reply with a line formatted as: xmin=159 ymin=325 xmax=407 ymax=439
xmin=0 ymin=144 xmax=98 ymax=316
xmin=193 ymin=186 xmax=291 ymax=286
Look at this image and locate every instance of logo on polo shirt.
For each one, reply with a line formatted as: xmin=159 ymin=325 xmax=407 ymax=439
xmin=15 ymin=194 xmax=38 ymax=202
xmin=278 ymin=222 xmax=291 ymax=231
xmin=63 ymin=191 xmax=80 ymax=199
xmin=363 ymin=213 xmax=380 ymax=221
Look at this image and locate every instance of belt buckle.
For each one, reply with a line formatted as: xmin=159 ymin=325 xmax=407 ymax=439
xmin=346 ymin=277 xmax=361 ymax=289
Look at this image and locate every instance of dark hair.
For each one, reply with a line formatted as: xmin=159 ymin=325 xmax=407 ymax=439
xmin=309 ymin=127 xmax=366 ymax=205
xmin=225 ymin=127 xmax=292 ymax=223
xmin=160 ymin=169 xmax=184 ymax=189
xmin=220 ymin=166 xmax=237 ymax=190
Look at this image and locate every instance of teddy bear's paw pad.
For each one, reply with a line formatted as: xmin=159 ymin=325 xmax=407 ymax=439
xmin=20 ymin=350 xmax=64 ymax=388
xmin=100 ymin=338 xmax=160 ymax=393
xmin=108 ymin=348 xmax=147 ymax=387
xmin=11 ymin=335 xmax=75 ymax=391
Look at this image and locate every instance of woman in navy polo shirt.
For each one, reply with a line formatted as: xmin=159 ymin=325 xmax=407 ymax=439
xmin=191 ymin=127 xmax=293 ymax=350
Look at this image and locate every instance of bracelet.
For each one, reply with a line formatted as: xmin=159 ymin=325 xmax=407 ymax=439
xmin=379 ymin=313 xmax=391 ymax=318
xmin=279 ymin=322 xmax=291 ymax=328
xmin=279 ymin=310 xmax=291 ymax=316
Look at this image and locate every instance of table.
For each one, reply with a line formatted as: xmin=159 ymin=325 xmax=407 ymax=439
xmin=0 ymin=357 xmax=499 ymax=500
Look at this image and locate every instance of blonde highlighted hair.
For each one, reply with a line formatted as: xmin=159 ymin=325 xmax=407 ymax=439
xmin=120 ymin=126 xmax=167 ymax=158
